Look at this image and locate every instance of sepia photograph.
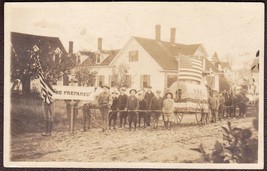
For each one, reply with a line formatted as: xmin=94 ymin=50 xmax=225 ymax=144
xmin=4 ymin=2 xmax=264 ymax=169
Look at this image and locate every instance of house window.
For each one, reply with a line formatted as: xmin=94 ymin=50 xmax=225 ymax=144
xmin=167 ymin=75 xmax=177 ymax=88
xmin=98 ymin=75 xmax=105 ymax=87
xmin=53 ymin=48 xmax=62 ymax=64
xmin=96 ymin=54 xmax=101 ymax=64
xmin=141 ymin=75 xmax=151 ymax=88
xmin=110 ymin=75 xmax=116 ymax=87
xmin=54 ymin=53 xmax=60 ymax=64
xmin=129 ymin=51 xmax=138 ymax=62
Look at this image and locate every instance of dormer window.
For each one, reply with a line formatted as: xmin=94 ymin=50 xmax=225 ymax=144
xmin=53 ymin=47 xmax=62 ymax=64
xmin=32 ymin=45 xmax=39 ymax=52
xmin=96 ymin=53 xmax=101 ymax=64
xmin=129 ymin=51 xmax=138 ymax=62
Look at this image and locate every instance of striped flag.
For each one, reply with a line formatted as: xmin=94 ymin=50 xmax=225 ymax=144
xmin=178 ymin=55 xmax=203 ymax=83
xmin=30 ymin=49 xmax=55 ymax=104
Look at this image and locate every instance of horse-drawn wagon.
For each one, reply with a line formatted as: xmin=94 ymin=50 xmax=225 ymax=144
xmin=168 ymin=81 xmax=210 ymax=125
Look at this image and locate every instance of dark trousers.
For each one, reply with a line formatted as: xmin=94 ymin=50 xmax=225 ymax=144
xmin=237 ymin=103 xmax=247 ymax=116
xmin=146 ymin=112 xmax=151 ymax=126
xmin=128 ymin=111 xmax=137 ymax=130
xmin=82 ymin=104 xmax=91 ymax=131
xmin=109 ymin=111 xmax=118 ymax=128
xmin=138 ymin=112 xmax=146 ymax=127
xmin=151 ymin=112 xmax=160 ymax=128
xmin=211 ymin=109 xmax=217 ymax=122
xmin=119 ymin=111 xmax=127 ymax=127
xmin=218 ymin=104 xmax=224 ymax=119
xmin=100 ymin=106 xmax=109 ymax=131
xmin=44 ymin=103 xmax=54 ymax=134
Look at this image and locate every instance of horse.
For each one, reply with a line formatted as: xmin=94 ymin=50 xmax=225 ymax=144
xmin=232 ymin=90 xmax=249 ymax=117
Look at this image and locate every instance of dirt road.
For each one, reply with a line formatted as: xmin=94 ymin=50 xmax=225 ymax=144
xmin=10 ymin=115 xmax=256 ymax=163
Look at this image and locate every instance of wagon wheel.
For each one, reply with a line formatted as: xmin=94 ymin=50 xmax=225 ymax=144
xmin=174 ymin=112 xmax=183 ymax=124
xmin=195 ymin=102 xmax=206 ymax=125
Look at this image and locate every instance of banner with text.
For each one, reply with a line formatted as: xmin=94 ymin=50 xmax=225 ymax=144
xmin=52 ymin=86 xmax=96 ymax=100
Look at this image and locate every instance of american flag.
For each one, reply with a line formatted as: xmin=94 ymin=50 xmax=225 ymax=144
xmin=178 ymin=55 xmax=203 ymax=83
xmin=30 ymin=49 xmax=55 ymax=104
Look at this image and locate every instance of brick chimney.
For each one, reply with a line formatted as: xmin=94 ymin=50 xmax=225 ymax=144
xmin=155 ymin=25 xmax=161 ymax=41
xmin=98 ymin=38 xmax=102 ymax=51
xmin=170 ymin=27 xmax=176 ymax=44
xmin=69 ymin=41 xmax=73 ymax=54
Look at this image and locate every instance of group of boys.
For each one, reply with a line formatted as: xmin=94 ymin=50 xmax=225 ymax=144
xmin=97 ymin=84 xmax=163 ymax=131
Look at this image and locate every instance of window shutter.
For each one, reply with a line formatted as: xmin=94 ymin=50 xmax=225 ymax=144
xmin=102 ymin=75 xmax=105 ymax=85
xmin=147 ymin=75 xmax=151 ymax=86
xmin=140 ymin=75 xmax=143 ymax=88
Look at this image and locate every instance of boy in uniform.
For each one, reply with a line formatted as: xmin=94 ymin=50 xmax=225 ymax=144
xmin=97 ymin=85 xmax=112 ymax=132
xmin=149 ymin=90 xmax=163 ymax=129
xmin=127 ymin=89 xmax=139 ymax=131
xmin=118 ymin=87 xmax=128 ymax=127
xmin=138 ymin=92 xmax=148 ymax=128
xmin=144 ymin=86 xmax=154 ymax=126
xmin=210 ymin=92 xmax=218 ymax=123
xmin=109 ymin=91 xmax=119 ymax=130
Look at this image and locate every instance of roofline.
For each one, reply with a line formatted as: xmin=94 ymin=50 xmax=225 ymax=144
xmin=11 ymin=31 xmax=68 ymax=54
xmin=133 ymin=36 xmax=202 ymax=47
xmin=11 ymin=31 xmax=60 ymax=39
xmin=195 ymin=44 xmax=209 ymax=57
xmin=90 ymin=65 xmax=114 ymax=68
xmin=109 ymin=37 xmax=135 ymax=65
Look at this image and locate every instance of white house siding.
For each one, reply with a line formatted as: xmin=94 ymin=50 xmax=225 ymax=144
xmin=111 ymin=38 xmax=166 ymax=92
xmin=90 ymin=66 xmax=113 ymax=87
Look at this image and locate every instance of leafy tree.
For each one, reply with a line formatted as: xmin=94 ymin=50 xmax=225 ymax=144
xmin=75 ymin=66 xmax=98 ymax=87
xmin=11 ymin=47 xmax=77 ymax=93
xmin=111 ymin=63 xmax=132 ymax=88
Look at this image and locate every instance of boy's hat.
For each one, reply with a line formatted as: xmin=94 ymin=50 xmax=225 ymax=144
xmin=129 ymin=89 xmax=137 ymax=94
xmin=102 ymin=84 xmax=110 ymax=89
xmin=120 ymin=87 xmax=127 ymax=91
xmin=165 ymin=92 xmax=173 ymax=98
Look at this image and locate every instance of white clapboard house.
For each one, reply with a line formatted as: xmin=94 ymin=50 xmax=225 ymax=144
xmin=79 ymin=25 xmax=220 ymax=92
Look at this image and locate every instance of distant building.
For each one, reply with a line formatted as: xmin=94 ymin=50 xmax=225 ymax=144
xmin=11 ymin=32 xmax=71 ymax=93
xmin=209 ymin=52 xmax=233 ymax=91
xmin=250 ymin=58 xmax=259 ymax=94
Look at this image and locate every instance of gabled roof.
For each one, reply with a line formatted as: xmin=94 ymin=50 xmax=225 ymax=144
xmin=133 ymin=36 xmax=202 ymax=70
xmin=79 ymin=51 xmax=96 ymax=66
xmin=251 ymin=58 xmax=259 ymax=73
xmin=79 ymin=51 xmax=92 ymax=56
xmin=80 ymin=49 xmax=120 ymax=66
xmin=205 ymin=58 xmax=219 ymax=72
xmin=101 ymin=50 xmax=120 ymax=65
xmin=211 ymin=51 xmax=220 ymax=63
xmin=11 ymin=32 xmax=67 ymax=59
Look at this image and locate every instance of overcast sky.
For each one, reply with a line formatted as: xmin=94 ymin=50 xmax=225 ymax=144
xmin=6 ymin=2 xmax=264 ymax=69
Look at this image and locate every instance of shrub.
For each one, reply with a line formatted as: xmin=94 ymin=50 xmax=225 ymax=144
xmin=191 ymin=121 xmax=258 ymax=163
